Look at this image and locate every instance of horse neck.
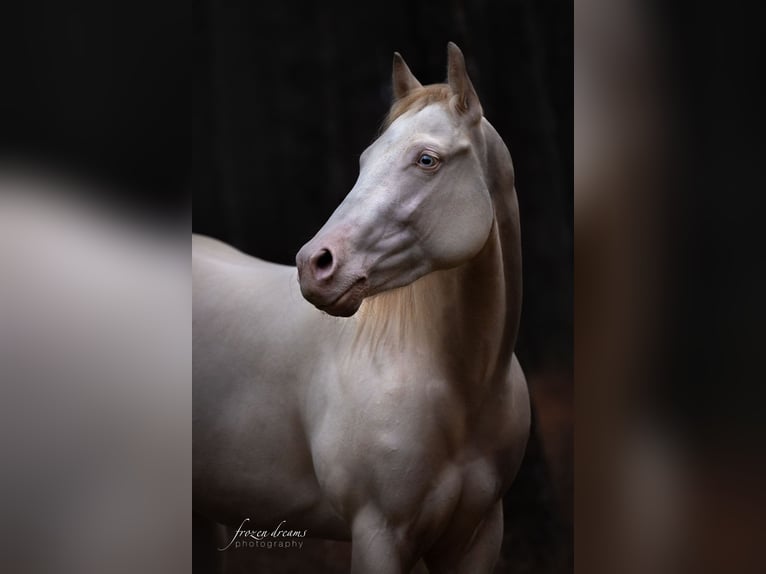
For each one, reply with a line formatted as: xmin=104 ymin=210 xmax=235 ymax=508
xmin=480 ymin=118 xmax=523 ymax=368
xmin=351 ymin=120 xmax=521 ymax=396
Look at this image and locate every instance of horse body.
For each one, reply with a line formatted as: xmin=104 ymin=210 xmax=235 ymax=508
xmin=193 ymin=44 xmax=530 ymax=573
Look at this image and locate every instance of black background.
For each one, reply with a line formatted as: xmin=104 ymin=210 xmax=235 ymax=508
xmin=0 ymin=1 xmax=190 ymax=211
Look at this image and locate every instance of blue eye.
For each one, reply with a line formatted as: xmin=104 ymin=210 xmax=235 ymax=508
xmin=417 ymin=153 xmax=440 ymax=169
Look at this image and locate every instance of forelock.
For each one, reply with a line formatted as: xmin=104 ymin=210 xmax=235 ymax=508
xmin=382 ymin=84 xmax=453 ymax=131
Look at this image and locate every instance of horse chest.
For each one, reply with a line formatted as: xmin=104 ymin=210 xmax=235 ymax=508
xmin=309 ymin=368 xmax=509 ymax=526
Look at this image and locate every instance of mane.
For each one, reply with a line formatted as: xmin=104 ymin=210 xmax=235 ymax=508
xmin=350 ymin=271 xmax=445 ymax=358
xmin=382 ymin=84 xmax=453 ymax=130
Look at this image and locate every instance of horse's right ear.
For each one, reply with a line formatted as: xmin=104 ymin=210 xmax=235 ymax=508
xmin=392 ymin=52 xmax=422 ymax=100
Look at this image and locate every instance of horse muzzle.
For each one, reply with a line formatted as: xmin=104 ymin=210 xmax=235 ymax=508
xmin=296 ymin=243 xmax=369 ymax=317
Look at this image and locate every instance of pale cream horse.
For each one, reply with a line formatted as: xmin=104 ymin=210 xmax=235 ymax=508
xmin=193 ymin=43 xmax=530 ymax=573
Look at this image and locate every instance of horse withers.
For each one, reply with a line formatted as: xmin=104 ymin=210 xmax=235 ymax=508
xmin=193 ymin=43 xmax=529 ymax=573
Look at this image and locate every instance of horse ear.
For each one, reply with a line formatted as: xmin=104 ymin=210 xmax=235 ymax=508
xmin=392 ymin=52 xmax=422 ymax=100
xmin=447 ymin=42 xmax=482 ymax=123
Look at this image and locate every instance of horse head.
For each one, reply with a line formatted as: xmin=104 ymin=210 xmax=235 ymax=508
xmin=296 ymin=43 xmax=493 ymax=317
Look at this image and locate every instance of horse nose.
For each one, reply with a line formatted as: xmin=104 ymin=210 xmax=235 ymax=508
xmin=309 ymin=248 xmax=336 ymax=281
xmin=297 ymin=246 xmax=337 ymax=284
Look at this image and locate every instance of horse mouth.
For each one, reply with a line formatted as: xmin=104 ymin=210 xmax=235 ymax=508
xmin=317 ymin=276 xmax=368 ymax=317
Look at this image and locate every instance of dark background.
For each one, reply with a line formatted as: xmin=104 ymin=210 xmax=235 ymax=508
xmin=0 ymin=1 xmax=190 ymax=212
xmin=192 ymin=1 xmax=572 ymax=572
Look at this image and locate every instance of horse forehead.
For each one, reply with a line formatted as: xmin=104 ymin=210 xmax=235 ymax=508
xmin=383 ymin=104 xmax=458 ymax=145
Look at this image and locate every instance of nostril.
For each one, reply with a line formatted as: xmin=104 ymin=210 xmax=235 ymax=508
xmin=315 ymin=249 xmax=333 ymax=271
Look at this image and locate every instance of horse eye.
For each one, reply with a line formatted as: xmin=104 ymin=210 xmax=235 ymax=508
xmin=417 ymin=154 xmax=439 ymax=169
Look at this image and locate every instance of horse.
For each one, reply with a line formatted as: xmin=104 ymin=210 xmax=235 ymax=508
xmin=193 ymin=42 xmax=529 ymax=574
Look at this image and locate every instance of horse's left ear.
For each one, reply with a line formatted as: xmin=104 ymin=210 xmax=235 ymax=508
xmin=447 ymin=42 xmax=483 ymax=123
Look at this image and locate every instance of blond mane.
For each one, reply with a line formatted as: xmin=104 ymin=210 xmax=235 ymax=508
xmin=351 ymin=271 xmax=446 ymax=358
